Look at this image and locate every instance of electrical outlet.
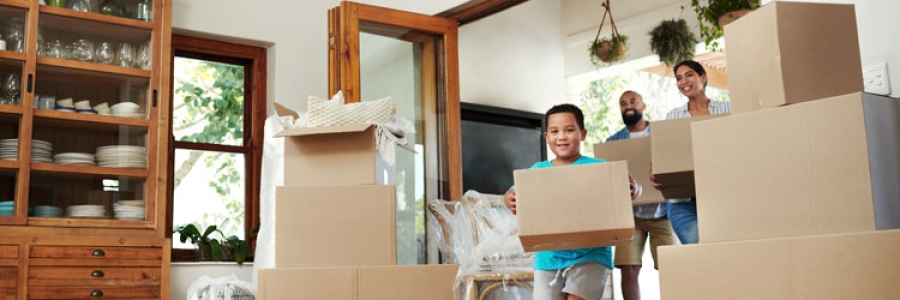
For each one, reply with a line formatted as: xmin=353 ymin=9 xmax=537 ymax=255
xmin=862 ymin=62 xmax=891 ymax=95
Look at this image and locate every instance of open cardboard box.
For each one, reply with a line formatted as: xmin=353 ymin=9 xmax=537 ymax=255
xmin=274 ymin=102 xmax=399 ymax=186
xmin=692 ymin=92 xmax=900 ymax=243
xmin=514 ymin=161 xmax=634 ymax=252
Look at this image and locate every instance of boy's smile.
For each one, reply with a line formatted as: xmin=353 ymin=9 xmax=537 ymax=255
xmin=545 ymin=112 xmax=587 ymax=165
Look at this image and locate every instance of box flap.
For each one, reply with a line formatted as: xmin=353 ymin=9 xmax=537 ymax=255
xmin=274 ymin=101 xmax=300 ymax=119
xmin=275 ymin=123 xmax=374 ymax=138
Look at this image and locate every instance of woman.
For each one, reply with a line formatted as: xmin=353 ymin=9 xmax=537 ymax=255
xmin=650 ymin=60 xmax=730 ymax=244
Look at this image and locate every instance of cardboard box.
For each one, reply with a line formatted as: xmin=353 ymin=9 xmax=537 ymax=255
xmin=593 ymin=137 xmax=664 ymax=205
xmin=275 ymin=185 xmax=397 ymax=267
xmin=258 ymin=264 xmax=459 ymax=300
xmin=650 ymin=115 xmax=726 ymax=199
xmin=724 ymin=1 xmax=863 ymax=114
xmin=692 ymin=93 xmax=900 ymax=243
xmin=514 ymin=161 xmax=634 ymax=252
xmin=658 ymin=230 xmax=900 ymax=300
xmin=276 ymin=123 xmax=396 ymax=186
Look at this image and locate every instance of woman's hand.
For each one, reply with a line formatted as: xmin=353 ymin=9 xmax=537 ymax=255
xmin=649 ymin=164 xmax=664 ymax=190
xmin=504 ymin=189 xmax=517 ymax=215
xmin=629 ymin=173 xmax=642 ymax=201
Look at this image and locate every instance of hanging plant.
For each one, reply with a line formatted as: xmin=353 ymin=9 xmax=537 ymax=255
xmin=648 ymin=18 xmax=699 ymax=67
xmin=589 ymin=0 xmax=629 ymax=66
xmin=690 ymin=0 xmax=760 ymax=50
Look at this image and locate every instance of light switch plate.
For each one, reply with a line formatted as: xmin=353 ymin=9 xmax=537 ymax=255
xmin=863 ymin=62 xmax=891 ymax=95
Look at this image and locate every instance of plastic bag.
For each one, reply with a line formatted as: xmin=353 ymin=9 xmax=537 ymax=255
xmin=187 ymin=275 xmax=256 ymax=300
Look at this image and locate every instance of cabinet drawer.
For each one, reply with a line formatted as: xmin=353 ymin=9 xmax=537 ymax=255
xmin=0 ymin=266 xmax=16 ymax=300
xmin=27 ymin=286 xmax=160 ymax=299
xmin=29 ymin=266 xmax=161 ymax=287
xmin=29 ymin=246 xmax=162 ymax=267
xmin=0 ymin=246 xmax=15 ymax=259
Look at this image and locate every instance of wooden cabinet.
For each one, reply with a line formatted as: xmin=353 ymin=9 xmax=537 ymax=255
xmin=0 ymin=0 xmax=172 ymax=299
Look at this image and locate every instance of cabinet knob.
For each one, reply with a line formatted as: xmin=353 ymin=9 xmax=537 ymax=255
xmin=90 ymin=270 xmax=105 ymax=277
xmin=90 ymin=289 xmax=104 ymax=297
xmin=91 ymin=249 xmax=106 ymax=256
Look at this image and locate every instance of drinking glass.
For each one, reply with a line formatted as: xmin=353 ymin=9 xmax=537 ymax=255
xmin=2 ymin=74 xmax=21 ymax=106
xmin=137 ymin=42 xmax=151 ymax=70
xmin=116 ymin=43 xmax=133 ymax=67
xmin=95 ymin=42 xmax=114 ymax=64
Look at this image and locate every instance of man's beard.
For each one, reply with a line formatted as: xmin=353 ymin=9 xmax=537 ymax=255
xmin=622 ymin=110 xmax=643 ymax=126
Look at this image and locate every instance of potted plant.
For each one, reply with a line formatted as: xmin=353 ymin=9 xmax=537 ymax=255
xmin=649 ymin=18 xmax=699 ymax=67
xmin=174 ymin=224 xmax=253 ymax=265
xmin=590 ymin=34 xmax=629 ymax=66
xmin=690 ymin=0 xmax=761 ymax=50
xmin=589 ymin=0 xmax=628 ymax=66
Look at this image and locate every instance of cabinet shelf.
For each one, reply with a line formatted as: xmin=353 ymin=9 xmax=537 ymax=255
xmin=0 ymin=0 xmax=27 ymax=9
xmin=0 ymin=51 xmax=26 ymax=62
xmin=37 ymin=57 xmax=151 ymax=79
xmin=0 ymin=105 xmax=23 ymax=116
xmin=0 ymin=159 xmax=17 ymax=170
xmin=27 ymin=216 xmax=152 ymax=229
xmin=31 ymin=162 xmax=147 ymax=177
xmin=34 ymin=110 xmax=150 ymax=129
xmin=39 ymin=6 xmax=152 ymax=42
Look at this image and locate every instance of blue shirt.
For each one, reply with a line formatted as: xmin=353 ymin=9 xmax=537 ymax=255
xmin=606 ymin=125 xmax=667 ymax=219
xmin=522 ymin=155 xmax=614 ymax=271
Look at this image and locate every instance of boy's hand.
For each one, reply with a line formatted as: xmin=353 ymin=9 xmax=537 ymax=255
xmin=649 ymin=164 xmax=664 ymax=190
xmin=504 ymin=189 xmax=517 ymax=215
xmin=629 ymin=174 xmax=642 ymax=201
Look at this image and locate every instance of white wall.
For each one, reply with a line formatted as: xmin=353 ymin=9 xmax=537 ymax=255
xmin=458 ymin=0 xmax=565 ymax=113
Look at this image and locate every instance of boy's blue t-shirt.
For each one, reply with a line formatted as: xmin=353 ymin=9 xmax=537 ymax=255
xmin=519 ymin=155 xmax=614 ymax=271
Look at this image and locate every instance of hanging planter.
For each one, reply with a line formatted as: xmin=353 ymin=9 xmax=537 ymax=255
xmin=648 ymin=18 xmax=699 ymax=67
xmin=589 ymin=0 xmax=629 ymax=66
xmin=690 ymin=0 xmax=761 ymax=50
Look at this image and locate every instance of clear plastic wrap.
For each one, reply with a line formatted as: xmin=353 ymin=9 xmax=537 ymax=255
xmin=428 ymin=190 xmax=535 ymax=300
xmin=187 ymin=275 xmax=256 ymax=300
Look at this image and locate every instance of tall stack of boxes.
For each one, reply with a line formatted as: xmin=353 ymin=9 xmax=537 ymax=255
xmin=258 ymin=122 xmax=458 ymax=299
xmin=659 ymin=2 xmax=900 ymax=299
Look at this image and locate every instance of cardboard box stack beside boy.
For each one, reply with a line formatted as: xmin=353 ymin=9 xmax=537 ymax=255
xmin=657 ymin=2 xmax=900 ymax=299
xmin=257 ymin=108 xmax=457 ymax=299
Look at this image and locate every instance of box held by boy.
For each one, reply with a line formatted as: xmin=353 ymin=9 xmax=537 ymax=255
xmin=650 ymin=114 xmax=727 ymax=199
xmin=275 ymin=185 xmax=397 ymax=267
xmin=514 ymin=161 xmax=634 ymax=252
xmin=724 ymin=1 xmax=862 ymax=114
xmin=594 ymin=137 xmax=665 ymax=205
xmin=692 ymin=92 xmax=900 ymax=243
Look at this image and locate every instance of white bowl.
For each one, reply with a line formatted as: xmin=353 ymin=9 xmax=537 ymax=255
xmin=56 ymin=98 xmax=74 ymax=108
xmin=74 ymin=100 xmax=91 ymax=110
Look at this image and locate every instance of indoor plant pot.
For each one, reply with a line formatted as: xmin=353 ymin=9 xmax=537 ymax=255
xmin=690 ymin=0 xmax=761 ymax=50
xmin=648 ymin=18 xmax=699 ymax=66
xmin=590 ymin=35 xmax=629 ymax=65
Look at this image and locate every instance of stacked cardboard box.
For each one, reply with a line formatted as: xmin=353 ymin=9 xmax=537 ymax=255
xmin=659 ymin=2 xmax=900 ymax=299
xmin=259 ymin=120 xmax=457 ymax=299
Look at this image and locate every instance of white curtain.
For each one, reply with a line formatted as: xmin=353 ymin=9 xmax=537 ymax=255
xmin=251 ymin=113 xmax=284 ymax=287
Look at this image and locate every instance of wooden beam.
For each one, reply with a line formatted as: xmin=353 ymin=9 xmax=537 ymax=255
xmin=641 ymin=52 xmax=730 ymax=91
xmin=436 ymin=0 xmax=531 ymax=26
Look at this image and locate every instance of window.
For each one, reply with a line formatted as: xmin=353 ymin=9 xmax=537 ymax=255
xmin=579 ymin=70 xmax=729 ymax=156
xmin=166 ymin=35 xmax=266 ymax=261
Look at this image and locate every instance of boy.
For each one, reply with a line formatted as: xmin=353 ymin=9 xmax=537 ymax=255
xmin=504 ymin=103 xmax=638 ymax=300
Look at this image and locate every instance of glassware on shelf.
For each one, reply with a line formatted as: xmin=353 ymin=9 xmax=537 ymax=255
xmin=48 ymin=40 xmax=64 ymax=59
xmin=136 ymin=0 xmax=151 ymax=21
xmin=98 ymin=0 xmax=121 ymax=17
xmin=74 ymin=39 xmax=95 ymax=62
xmin=1 ymin=74 xmax=21 ymax=106
xmin=47 ymin=0 xmax=67 ymax=7
xmin=116 ymin=43 xmax=133 ymax=67
xmin=0 ymin=34 xmax=5 ymax=51
xmin=68 ymin=0 xmax=90 ymax=12
xmin=95 ymin=42 xmax=114 ymax=64
xmin=6 ymin=24 xmax=24 ymax=53
xmin=137 ymin=42 xmax=151 ymax=70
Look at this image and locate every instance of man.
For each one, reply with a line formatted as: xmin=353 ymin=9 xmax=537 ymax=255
xmin=606 ymin=91 xmax=678 ymax=300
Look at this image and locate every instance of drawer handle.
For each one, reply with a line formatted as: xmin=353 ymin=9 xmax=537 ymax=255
xmin=90 ymin=289 xmax=104 ymax=297
xmin=91 ymin=249 xmax=106 ymax=256
xmin=90 ymin=270 xmax=105 ymax=277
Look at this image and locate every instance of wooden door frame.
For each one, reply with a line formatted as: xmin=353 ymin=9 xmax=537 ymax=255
xmin=328 ymin=1 xmax=462 ymax=201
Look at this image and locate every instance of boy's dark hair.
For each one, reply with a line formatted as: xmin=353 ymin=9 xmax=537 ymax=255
xmin=544 ymin=104 xmax=585 ymax=130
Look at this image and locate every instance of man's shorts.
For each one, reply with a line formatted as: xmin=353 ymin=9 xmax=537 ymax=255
xmin=614 ymin=216 xmax=678 ymax=269
xmin=533 ymin=261 xmax=610 ymax=300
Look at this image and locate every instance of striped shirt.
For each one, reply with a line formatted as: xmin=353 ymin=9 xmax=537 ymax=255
xmin=665 ymin=100 xmax=731 ymax=203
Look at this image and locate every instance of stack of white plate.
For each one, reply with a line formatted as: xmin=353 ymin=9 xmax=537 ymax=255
xmin=0 ymin=139 xmax=53 ymax=162
xmin=66 ymin=204 xmax=106 ymax=218
xmin=96 ymin=145 xmax=146 ymax=168
xmin=113 ymin=200 xmax=145 ymax=220
xmin=33 ymin=205 xmax=63 ymax=217
xmin=54 ymin=152 xmax=96 ymax=166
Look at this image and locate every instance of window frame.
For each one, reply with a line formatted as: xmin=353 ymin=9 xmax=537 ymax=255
xmin=165 ymin=34 xmax=266 ymax=262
